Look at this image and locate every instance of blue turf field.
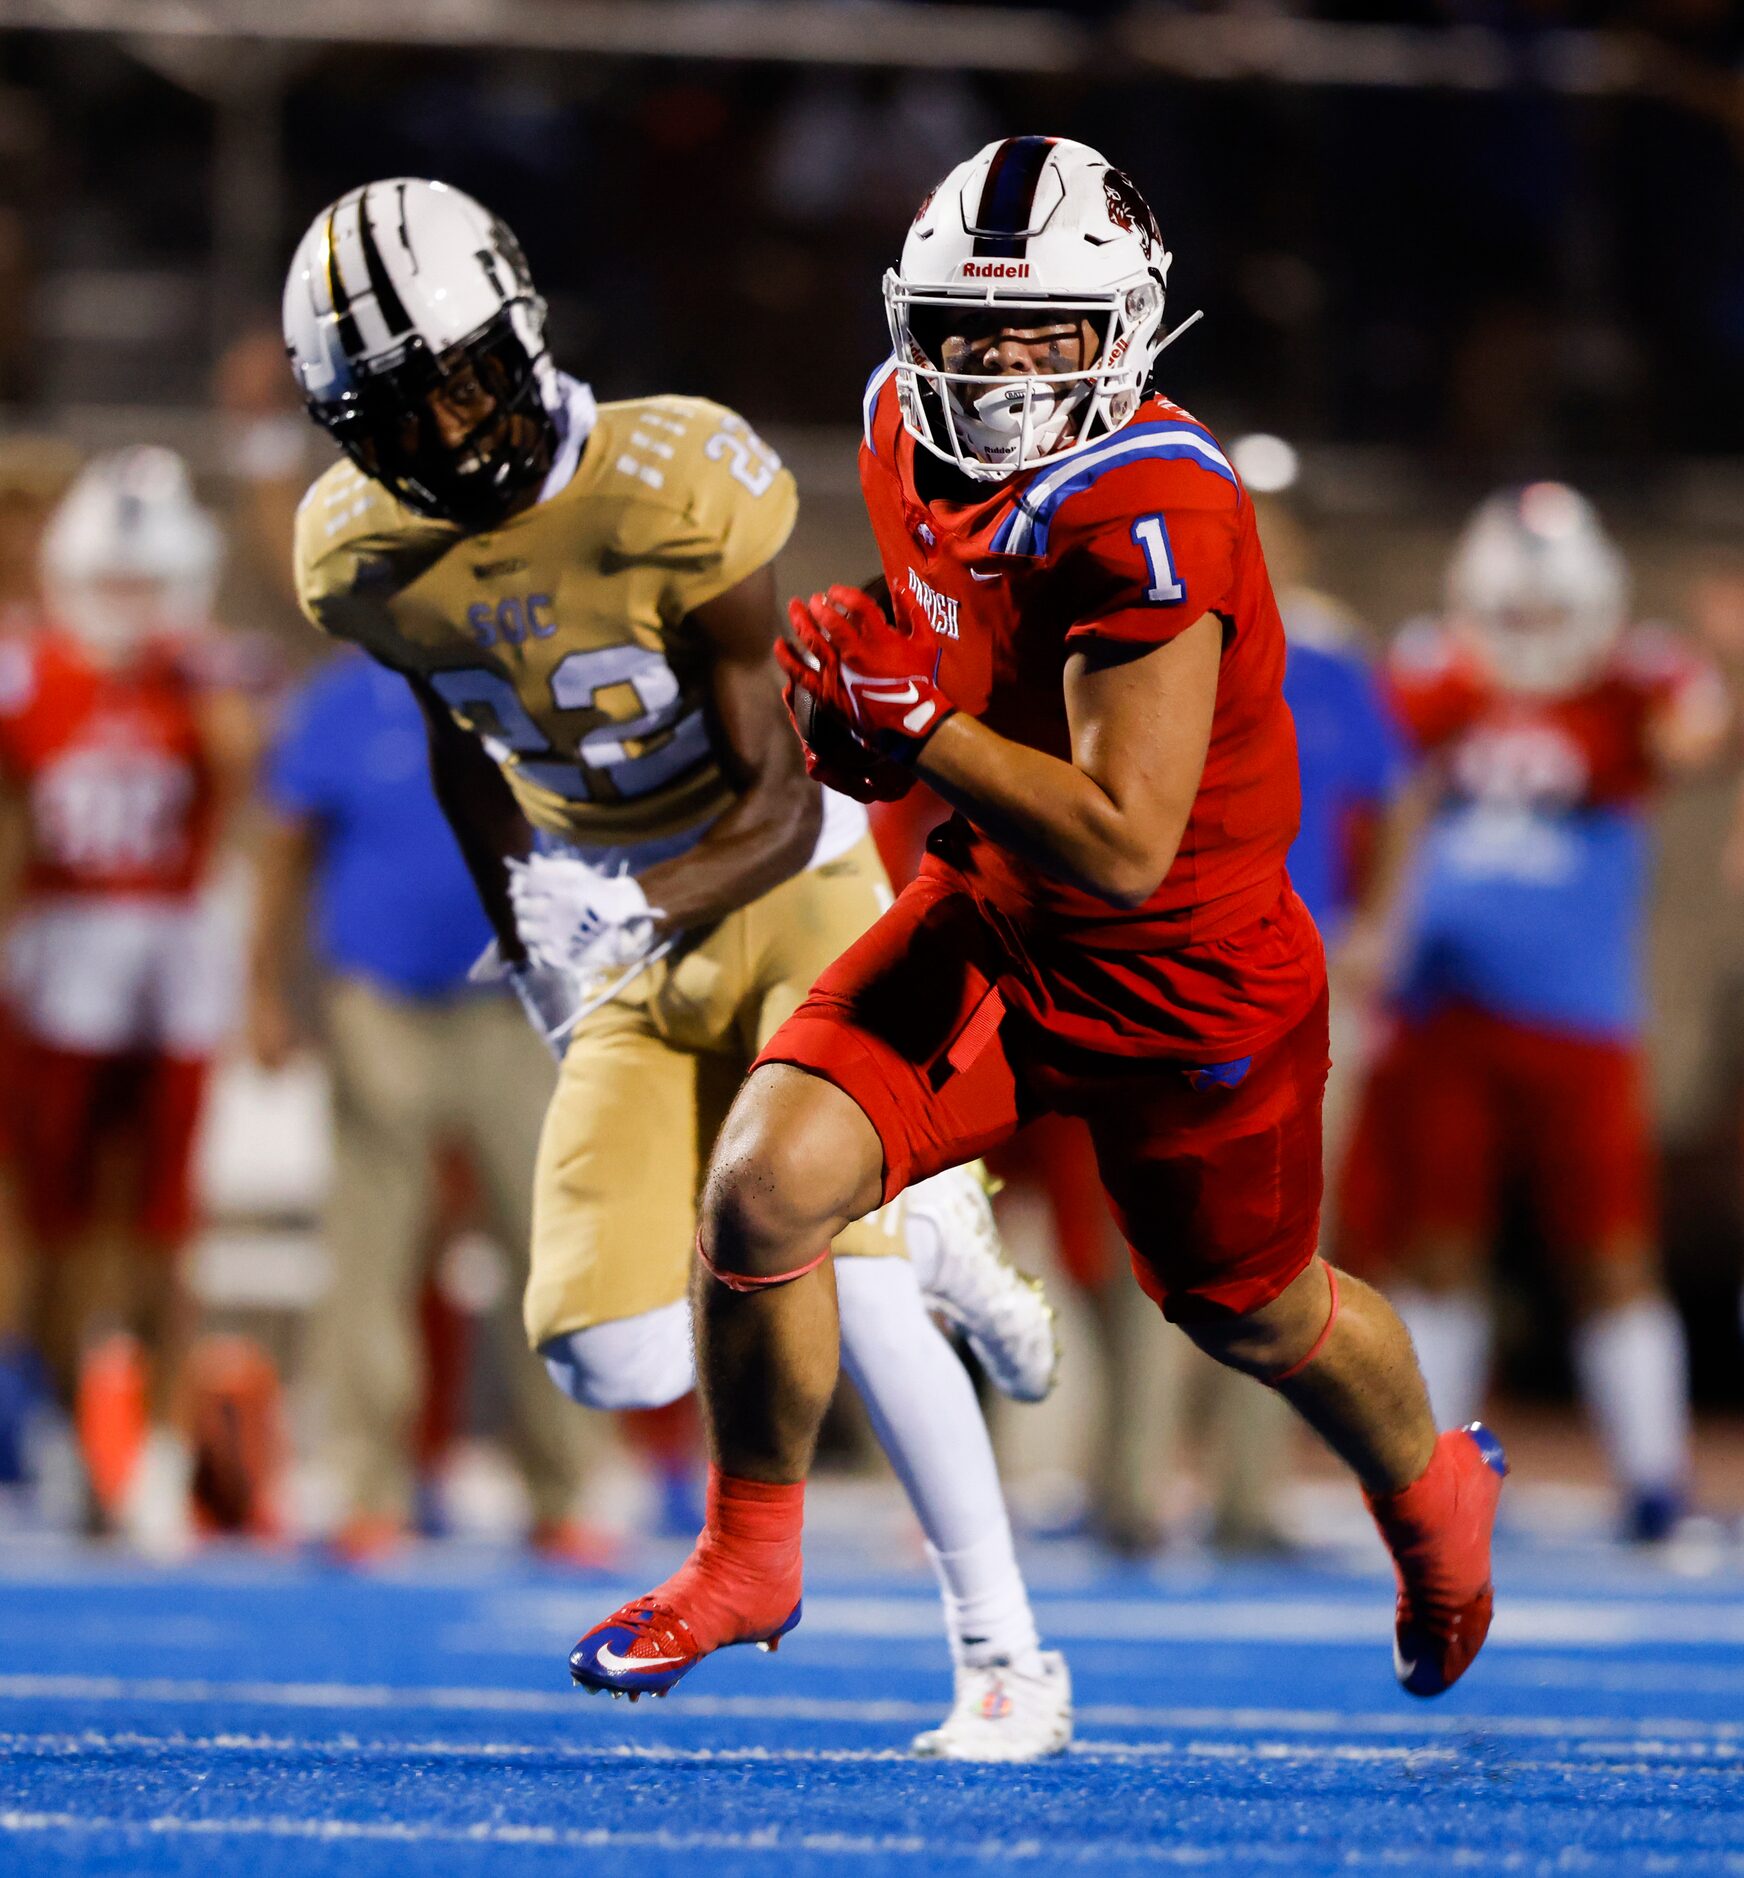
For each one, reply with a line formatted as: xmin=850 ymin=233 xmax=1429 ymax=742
xmin=0 ymin=1508 xmax=1740 ymax=1877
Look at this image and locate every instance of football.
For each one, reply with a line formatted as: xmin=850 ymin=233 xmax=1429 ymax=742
xmin=789 ymin=678 xmax=916 ymax=804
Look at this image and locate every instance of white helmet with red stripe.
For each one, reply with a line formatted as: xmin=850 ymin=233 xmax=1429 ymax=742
xmin=282 ymin=178 xmax=559 ymax=529
xmin=884 ymin=136 xmax=1195 ymax=482
xmin=1447 ymin=483 xmax=1628 ymax=695
xmin=42 ymin=446 xmax=221 ymax=661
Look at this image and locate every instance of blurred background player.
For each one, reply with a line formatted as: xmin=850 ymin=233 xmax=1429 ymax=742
xmin=0 ymin=447 xmax=257 ymax=1553
xmin=248 ymin=644 xmax=600 ymax=1564
xmin=282 ymin=180 xmax=1068 ymax=1757
xmin=1342 ymin=483 xmax=1728 ymax=1543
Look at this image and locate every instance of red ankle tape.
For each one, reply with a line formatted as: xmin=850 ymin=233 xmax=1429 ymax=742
xmin=696 ymin=1230 xmax=831 ymax=1293
xmin=1269 ymin=1265 xmax=1340 ymax=1386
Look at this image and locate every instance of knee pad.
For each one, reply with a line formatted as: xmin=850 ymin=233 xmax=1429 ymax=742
xmin=539 ymin=1300 xmax=695 ymax=1412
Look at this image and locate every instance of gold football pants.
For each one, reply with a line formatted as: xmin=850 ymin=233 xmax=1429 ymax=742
xmin=524 ymin=834 xmax=904 ymax=1348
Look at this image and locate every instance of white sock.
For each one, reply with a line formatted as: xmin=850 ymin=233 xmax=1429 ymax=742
xmin=1391 ymin=1285 xmax=1493 ymax=1429
xmin=835 ymin=1255 xmax=1040 ymax=1671
xmin=1571 ymin=1296 xmax=1690 ymax=1496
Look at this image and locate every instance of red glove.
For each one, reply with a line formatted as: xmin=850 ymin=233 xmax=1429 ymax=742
xmin=774 ymin=584 xmax=955 ymax=767
xmin=780 ymin=671 xmax=914 ymax=803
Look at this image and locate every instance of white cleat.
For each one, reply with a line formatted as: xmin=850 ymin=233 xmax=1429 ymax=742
xmin=909 ymin=1164 xmax=1059 ymax=1402
xmin=911 ymin=1650 xmax=1073 ymax=1763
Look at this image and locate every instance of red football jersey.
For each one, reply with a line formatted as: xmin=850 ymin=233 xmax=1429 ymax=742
xmin=0 ymin=629 xmax=221 ymax=900
xmin=860 ymin=368 xmax=1321 ymax=1058
xmin=1385 ymin=618 xmax=1717 ymax=811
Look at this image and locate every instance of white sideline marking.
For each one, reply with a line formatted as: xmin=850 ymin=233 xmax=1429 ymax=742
xmin=0 ymin=1676 xmax=1740 ymax=1745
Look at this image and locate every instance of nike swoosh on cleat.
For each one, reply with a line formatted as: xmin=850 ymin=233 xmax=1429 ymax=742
xmin=590 ymin=1641 xmax=686 ymax=1675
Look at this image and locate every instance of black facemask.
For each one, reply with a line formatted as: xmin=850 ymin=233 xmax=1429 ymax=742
xmin=306 ymin=310 xmax=558 ymax=531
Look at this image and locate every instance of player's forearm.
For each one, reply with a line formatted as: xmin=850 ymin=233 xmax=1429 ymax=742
xmin=639 ymin=778 xmax=822 ymax=934
xmin=248 ymin=816 xmax=316 ymax=995
xmin=414 ymin=690 xmax=534 ymax=960
xmin=917 ymin=714 xmax=1181 ymax=908
xmin=430 ymin=760 xmax=533 ymax=962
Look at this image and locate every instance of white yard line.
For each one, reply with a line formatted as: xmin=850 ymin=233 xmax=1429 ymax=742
xmin=3 ymin=1810 xmax=1736 ymax=1869
xmin=0 ymin=1676 xmax=1740 ymax=1746
xmin=3 ymin=1726 xmax=1740 ymax=1778
xmin=0 ymin=1725 xmax=1467 ymax=1768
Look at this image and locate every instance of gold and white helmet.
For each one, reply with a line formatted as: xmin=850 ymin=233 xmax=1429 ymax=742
xmin=283 ymin=178 xmax=559 ymax=529
xmin=883 ymin=136 xmax=1195 ymax=481
xmin=1447 ymin=483 xmax=1627 ymax=696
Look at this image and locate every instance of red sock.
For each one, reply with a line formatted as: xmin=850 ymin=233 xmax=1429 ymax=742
xmin=1365 ymin=1431 xmax=1490 ymax=1604
xmin=652 ymin=1466 xmax=804 ymax=1651
xmin=1365 ymin=1440 xmax=1452 ymax=1534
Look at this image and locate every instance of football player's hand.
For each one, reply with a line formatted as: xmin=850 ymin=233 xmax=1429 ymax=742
xmin=780 ymin=672 xmax=915 ymax=803
xmin=774 ymin=584 xmax=954 ymax=764
xmin=507 ymin=853 xmax=665 ymax=978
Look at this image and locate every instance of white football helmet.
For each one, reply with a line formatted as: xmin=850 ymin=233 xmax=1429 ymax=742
xmin=41 ymin=447 xmax=221 ymax=660
xmin=884 ymin=136 xmax=1196 ymax=481
xmin=283 ymin=178 xmax=559 ymax=528
xmin=1446 ymin=483 xmax=1628 ymax=696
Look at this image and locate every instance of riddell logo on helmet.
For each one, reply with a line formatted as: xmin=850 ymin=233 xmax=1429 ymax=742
xmin=959 ymin=261 xmax=1031 ymax=280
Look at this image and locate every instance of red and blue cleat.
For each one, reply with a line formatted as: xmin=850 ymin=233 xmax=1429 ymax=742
xmin=1368 ymin=1421 xmax=1509 ymax=1699
xmin=569 ymin=1594 xmax=802 ymax=1702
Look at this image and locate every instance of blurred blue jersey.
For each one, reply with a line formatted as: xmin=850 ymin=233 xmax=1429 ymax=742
xmin=1280 ymin=595 xmax=1405 ymax=940
xmin=1397 ymin=802 xmax=1649 ymax=1040
xmin=265 ymin=650 xmax=493 ymax=998
xmin=1384 ymin=618 xmax=1700 ymax=1043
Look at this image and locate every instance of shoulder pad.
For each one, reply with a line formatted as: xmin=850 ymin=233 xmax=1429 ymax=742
xmin=991 ymin=413 xmax=1240 ymax=559
xmin=598 ymin=396 xmax=797 ymax=610
xmin=862 ymin=357 xmax=899 ymax=458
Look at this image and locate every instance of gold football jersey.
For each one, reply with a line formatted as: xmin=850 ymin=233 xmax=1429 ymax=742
xmin=293 ymin=394 xmax=797 ymax=848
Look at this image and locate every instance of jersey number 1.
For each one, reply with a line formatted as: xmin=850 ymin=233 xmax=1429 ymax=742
xmin=1131 ymin=514 xmax=1185 ymax=605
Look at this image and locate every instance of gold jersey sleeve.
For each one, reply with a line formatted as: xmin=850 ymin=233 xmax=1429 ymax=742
xmin=290 ymin=395 xmax=798 ymax=854
xmin=292 ymin=460 xmax=465 ymax=661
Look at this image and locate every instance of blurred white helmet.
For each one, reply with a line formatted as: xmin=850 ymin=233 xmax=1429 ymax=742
xmin=1446 ymin=483 xmax=1628 ymax=696
xmin=884 ymin=136 xmax=1197 ymax=482
xmin=41 ymin=447 xmax=221 ymax=660
xmin=283 ymin=178 xmax=559 ymax=528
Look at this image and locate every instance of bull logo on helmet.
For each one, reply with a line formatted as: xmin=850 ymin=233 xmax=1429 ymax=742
xmin=1102 ymin=168 xmax=1161 ymax=256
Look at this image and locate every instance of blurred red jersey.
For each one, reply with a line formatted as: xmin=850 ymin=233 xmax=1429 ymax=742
xmin=0 ymin=628 xmax=219 ymax=901
xmin=860 ymin=370 xmax=1321 ymax=1058
xmin=1385 ymin=617 xmax=1715 ymax=809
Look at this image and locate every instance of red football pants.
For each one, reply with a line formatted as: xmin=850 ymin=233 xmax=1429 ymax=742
xmin=758 ymin=874 xmax=1329 ymax=1322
